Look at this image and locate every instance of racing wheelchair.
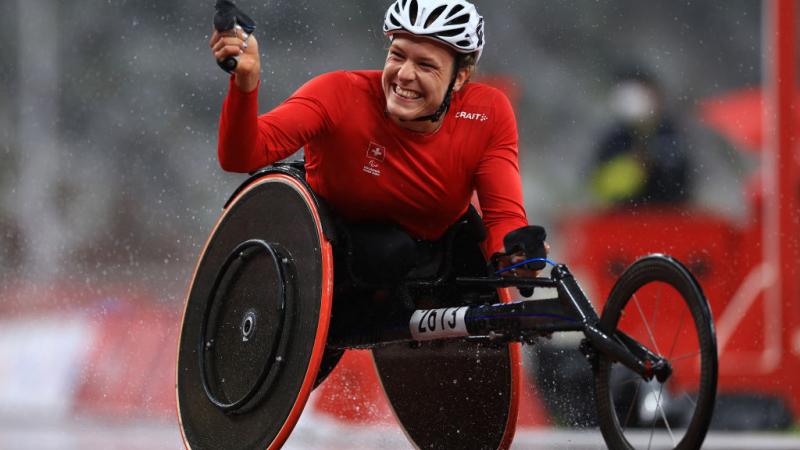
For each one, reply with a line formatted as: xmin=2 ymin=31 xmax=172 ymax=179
xmin=176 ymin=163 xmax=718 ymax=450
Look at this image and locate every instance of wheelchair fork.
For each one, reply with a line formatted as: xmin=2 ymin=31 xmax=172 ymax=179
xmin=552 ymin=265 xmax=671 ymax=383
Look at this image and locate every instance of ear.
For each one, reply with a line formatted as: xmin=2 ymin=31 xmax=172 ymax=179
xmin=453 ymin=66 xmax=474 ymax=92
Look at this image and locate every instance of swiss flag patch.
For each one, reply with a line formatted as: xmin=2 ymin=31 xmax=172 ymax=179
xmin=366 ymin=142 xmax=386 ymax=162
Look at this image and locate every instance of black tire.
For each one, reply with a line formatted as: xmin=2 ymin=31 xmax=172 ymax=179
xmin=594 ymin=254 xmax=718 ymax=450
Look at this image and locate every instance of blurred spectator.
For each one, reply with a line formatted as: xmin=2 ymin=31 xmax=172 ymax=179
xmin=590 ymin=68 xmax=692 ymax=206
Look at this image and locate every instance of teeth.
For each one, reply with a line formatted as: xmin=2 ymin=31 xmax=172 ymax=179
xmin=394 ymin=85 xmax=421 ymax=100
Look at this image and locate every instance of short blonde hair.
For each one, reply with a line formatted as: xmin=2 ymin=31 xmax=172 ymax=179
xmin=457 ymin=52 xmax=478 ymax=71
xmin=456 ymin=52 xmax=478 ymax=85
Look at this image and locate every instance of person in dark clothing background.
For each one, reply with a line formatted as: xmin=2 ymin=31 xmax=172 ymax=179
xmin=591 ymin=68 xmax=692 ymax=206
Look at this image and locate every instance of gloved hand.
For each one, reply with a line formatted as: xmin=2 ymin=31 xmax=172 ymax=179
xmin=214 ymin=0 xmax=256 ymax=36
xmin=494 ymin=225 xmax=550 ymax=298
xmin=503 ymin=225 xmax=548 ymax=271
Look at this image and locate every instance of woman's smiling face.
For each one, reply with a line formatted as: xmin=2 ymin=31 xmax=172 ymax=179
xmin=382 ymin=34 xmax=465 ymax=133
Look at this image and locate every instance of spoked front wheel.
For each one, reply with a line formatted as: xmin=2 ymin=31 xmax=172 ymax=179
xmin=594 ymin=255 xmax=717 ymax=450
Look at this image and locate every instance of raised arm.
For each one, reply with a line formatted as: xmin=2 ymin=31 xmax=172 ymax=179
xmin=209 ymin=24 xmax=266 ymax=171
xmin=210 ymin=25 xmax=350 ymax=173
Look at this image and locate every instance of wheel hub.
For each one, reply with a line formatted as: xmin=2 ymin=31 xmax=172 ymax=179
xmin=241 ymin=310 xmax=257 ymax=342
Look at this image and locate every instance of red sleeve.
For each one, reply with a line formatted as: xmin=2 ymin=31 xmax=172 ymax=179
xmin=217 ymin=71 xmax=352 ymax=173
xmin=474 ymin=90 xmax=528 ymax=255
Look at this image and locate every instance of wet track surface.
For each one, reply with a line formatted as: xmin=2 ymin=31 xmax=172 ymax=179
xmin=2 ymin=416 xmax=799 ymax=450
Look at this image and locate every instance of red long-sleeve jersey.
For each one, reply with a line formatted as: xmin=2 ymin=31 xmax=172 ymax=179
xmin=218 ymin=70 xmax=528 ymax=255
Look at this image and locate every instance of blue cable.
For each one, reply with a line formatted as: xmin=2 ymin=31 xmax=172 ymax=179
xmin=471 ymin=312 xmax=577 ymax=323
xmin=495 ymin=257 xmax=559 ymax=275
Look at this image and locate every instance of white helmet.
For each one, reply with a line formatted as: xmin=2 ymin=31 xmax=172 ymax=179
xmin=383 ymin=0 xmax=485 ymax=62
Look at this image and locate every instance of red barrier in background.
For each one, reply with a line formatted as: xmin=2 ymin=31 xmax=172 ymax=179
xmin=74 ymin=301 xmax=179 ymax=420
xmin=559 ymin=208 xmax=743 ymax=321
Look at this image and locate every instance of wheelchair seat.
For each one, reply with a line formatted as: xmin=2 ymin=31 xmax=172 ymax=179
xmin=333 ymin=203 xmax=488 ymax=289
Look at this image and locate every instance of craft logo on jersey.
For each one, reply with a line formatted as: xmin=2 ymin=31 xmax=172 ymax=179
xmin=363 ymin=142 xmax=386 ymax=176
xmin=456 ymin=111 xmax=489 ymax=122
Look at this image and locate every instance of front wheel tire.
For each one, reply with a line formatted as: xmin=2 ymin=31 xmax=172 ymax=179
xmin=594 ymin=255 xmax=718 ymax=450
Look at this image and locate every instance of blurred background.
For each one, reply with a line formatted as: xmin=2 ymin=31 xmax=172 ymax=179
xmin=0 ymin=0 xmax=798 ymax=448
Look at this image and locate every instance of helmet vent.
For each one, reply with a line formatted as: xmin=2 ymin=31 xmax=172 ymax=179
xmin=436 ymin=28 xmax=462 ymax=37
xmin=447 ymin=4 xmax=465 ymax=19
xmin=390 ymin=15 xmax=401 ymax=28
xmin=456 ymin=39 xmax=471 ymax=48
xmin=446 ymin=13 xmax=469 ymax=26
xmin=426 ymin=5 xmax=447 ymax=27
xmin=409 ymin=0 xmax=419 ymax=26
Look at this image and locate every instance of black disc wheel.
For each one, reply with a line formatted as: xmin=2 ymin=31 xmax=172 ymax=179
xmin=177 ymin=170 xmax=334 ymax=450
xmin=594 ymin=254 xmax=718 ymax=450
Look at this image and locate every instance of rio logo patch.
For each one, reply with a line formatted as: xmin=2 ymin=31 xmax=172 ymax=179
xmin=363 ymin=142 xmax=386 ymax=176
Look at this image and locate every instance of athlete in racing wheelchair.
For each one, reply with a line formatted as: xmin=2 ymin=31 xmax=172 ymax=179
xmin=177 ymin=1 xmax=718 ymax=449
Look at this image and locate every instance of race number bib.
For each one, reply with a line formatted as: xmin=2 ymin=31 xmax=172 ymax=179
xmin=409 ymin=307 xmax=469 ymax=341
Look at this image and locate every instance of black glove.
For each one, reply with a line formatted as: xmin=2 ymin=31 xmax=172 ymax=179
xmin=501 ymin=225 xmax=547 ymax=298
xmin=214 ymin=0 xmax=256 ymax=73
xmin=503 ymin=225 xmax=547 ymax=271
